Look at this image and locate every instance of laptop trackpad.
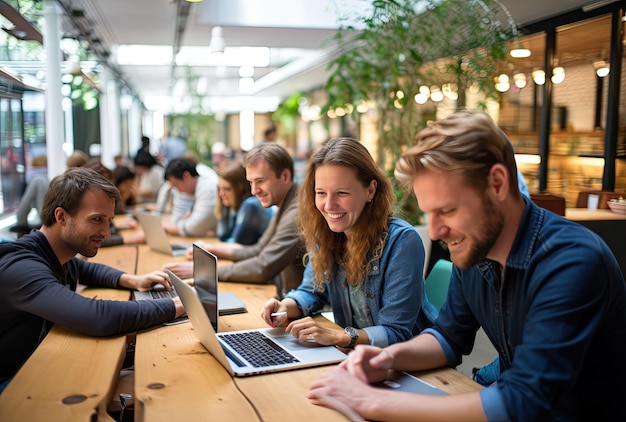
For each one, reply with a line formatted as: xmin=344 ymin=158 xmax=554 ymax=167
xmin=264 ymin=327 xmax=343 ymax=353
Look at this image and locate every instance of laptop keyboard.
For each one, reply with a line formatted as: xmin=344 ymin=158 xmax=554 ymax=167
xmin=150 ymin=289 xmax=177 ymax=299
xmin=220 ymin=331 xmax=300 ymax=367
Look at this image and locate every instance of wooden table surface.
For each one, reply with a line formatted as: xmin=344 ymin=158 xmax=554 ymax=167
xmin=565 ymin=208 xmax=626 ymax=221
xmin=0 ymin=229 xmax=482 ymax=422
xmin=132 ymin=273 xmax=481 ymax=421
xmin=0 ymin=287 xmax=131 ymax=422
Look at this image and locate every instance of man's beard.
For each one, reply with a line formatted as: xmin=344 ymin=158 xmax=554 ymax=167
xmin=451 ymin=195 xmax=504 ymax=270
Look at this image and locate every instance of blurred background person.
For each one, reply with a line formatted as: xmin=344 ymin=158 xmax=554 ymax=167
xmin=133 ymin=149 xmax=164 ymax=203
xmin=12 ymin=156 xmax=49 ymax=235
xmin=158 ymin=133 xmax=187 ymax=167
xmin=112 ymin=166 xmax=138 ymax=215
xmin=161 ymin=158 xmax=217 ymax=237
xmin=65 ymin=150 xmax=89 ymax=169
xmin=215 ymin=160 xmax=274 ymax=245
xmin=12 ymin=151 xmax=89 ymax=237
xmin=262 ymin=126 xmax=277 ymax=143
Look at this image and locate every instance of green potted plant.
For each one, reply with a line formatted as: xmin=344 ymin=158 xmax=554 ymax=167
xmin=323 ymin=0 xmax=516 ymax=223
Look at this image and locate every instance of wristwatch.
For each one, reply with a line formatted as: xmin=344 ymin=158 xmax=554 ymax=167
xmin=344 ymin=326 xmax=359 ymax=349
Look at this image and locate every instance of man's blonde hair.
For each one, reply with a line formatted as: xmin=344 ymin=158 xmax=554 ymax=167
xmin=395 ymin=110 xmax=521 ymax=198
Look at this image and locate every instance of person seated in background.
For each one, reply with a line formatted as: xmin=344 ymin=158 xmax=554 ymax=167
xmin=158 ymin=134 xmax=187 ymax=167
xmin=112 ymin=165 xmax=138 ymax=215
xmin=262 ymin=126 xmax=277 ymax=143
xmin=162 ymin=143 xmax=305 ymax=298
xmin=13 ymin=156 xmax=49 ymax=234
xmin=114 ymin=154 xmax=127 ymax=169
xmin=161 ymin=158 xmax=217 ymax=237
xmin=155 ymin=152 xmax=218 ymax=216
xmin=133 ymin=150 xmax=164 ymax=203
xmin=215 ymin=160 xmax=274 ymax=245
xmin=307 ymin=111 xmax=626 ymax=421
xmin=261 ymin=138 xmax=436 ymax=349
xmin=65 ymin=150 xmax=89 ymax=168
xmin=0 ymin=167 xmax=185 ymax=393
xmin=12 ymin=151 xmax=90 ymax=237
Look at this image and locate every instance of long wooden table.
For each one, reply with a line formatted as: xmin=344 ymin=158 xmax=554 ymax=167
xmin=134 ymin=308 xmax=479 ymax=422
xmin=0 ymin=245 xmax=138 ymax=422
xmin=0 ymin=236 xmax=481 ymax=421
xmin=133 ymin=247 xmax=482 ymax=421
xmin=0 ymin=293 xmax=130 ymax=422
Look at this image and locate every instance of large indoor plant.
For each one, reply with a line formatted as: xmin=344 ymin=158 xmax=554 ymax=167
xmin=324 ymin=0 xmax=517 ymax=222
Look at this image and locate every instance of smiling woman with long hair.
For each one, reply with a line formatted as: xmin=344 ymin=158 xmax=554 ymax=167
xmin=260 ymin=137 xmax=436 ymax=349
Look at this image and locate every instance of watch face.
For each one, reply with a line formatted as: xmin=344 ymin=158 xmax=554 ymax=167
xmin=345 ymin=326 xmax=358 ymax=348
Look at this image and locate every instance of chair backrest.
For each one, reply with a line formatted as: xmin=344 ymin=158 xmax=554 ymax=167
xmin=530 ymin=193 xmax=565 ymax=216
xmin=424 ymin=259 xmax=453 ymax=311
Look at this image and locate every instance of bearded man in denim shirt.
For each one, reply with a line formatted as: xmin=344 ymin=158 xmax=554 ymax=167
xmin=308 ymin=111 xmax=626 ymax=421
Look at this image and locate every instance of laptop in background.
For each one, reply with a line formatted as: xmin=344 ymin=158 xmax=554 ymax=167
xmin=167 ymin=269 xmax=347 ymax=376
xmin=134 ymin=212 xmax=191 ymax=256
xmin=134 ymin=244 xmax=247 ymax=317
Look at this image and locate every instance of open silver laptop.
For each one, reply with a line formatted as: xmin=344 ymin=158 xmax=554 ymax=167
xmin=135 ymin=244 xmax=247 ymax=317
xmin=167 ymin=269 xmax=347 ymax=376
xmin=134 ymin=211 xmax=191 ymax=256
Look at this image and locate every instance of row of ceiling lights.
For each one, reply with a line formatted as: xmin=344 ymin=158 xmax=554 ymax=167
xmin=495 ymin=39 xmax=612 ymax=93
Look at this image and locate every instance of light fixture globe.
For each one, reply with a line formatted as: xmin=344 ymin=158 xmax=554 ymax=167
xmin=510 ymin=44 xmax=531 ymax=58
xmin=513 ymin=73 xmax=527 ymax=89
xmin=209 ymin=26 xmax=225 ymax=54
xmin=532 ymin=69 xmax=545 ymax=85
xmin=551 ymin=66 xmax=565 ymax=84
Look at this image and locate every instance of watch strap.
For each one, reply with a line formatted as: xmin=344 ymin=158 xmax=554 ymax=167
xmin=344 ymin=326 xmax=358 ymax=348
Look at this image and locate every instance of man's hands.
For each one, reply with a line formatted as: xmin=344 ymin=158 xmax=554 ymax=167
xmin=119 ymin=270 xmax=173 ymax=291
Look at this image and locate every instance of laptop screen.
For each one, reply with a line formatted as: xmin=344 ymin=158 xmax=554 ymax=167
xmin=193 ymin=244 xmax=219 ymax=332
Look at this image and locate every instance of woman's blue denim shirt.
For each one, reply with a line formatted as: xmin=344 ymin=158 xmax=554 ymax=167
xmin=424 ymin=198 xmax=626 ymax=421
xmin=217 ymin=196 xmax=274 ymax=245
xmin=285 ymin=217 xmax=437 ymax=347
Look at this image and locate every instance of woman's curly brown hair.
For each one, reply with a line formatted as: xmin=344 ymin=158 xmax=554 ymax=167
xmin=299 ymin=137 xmax=395 ymax=290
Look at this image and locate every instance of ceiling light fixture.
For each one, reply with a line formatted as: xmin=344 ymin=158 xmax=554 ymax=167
xmin=430 ymin=86 xmax=444 ymax=102
xmin=513 ymin=72 xmax=527 ymax=89
xmin=510 ymin=42 xmax=531 ymax=58
xmin=185 ymin=0 xmax=204 ymax=2
xmin=494 ymin=74 xmax=510 ymax=92
xmin=593 ymin=60 xmax=610 ymax=77
xmin=209 ymin=26 xmax=225 ymax=54
xmin=551 ymin=66 xmax=565 ymax=84
xmin=532 ymin=69 xmax=545 ymax=85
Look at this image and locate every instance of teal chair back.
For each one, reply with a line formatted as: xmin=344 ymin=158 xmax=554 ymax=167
xmin=424 ymin=259 xmax=453 ymax=311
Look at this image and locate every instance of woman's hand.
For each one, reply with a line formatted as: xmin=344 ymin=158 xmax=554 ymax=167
xmin=261 ymin=298 xmax=289 ymax=327
xmin=286 ymin=316 xmax=345 ymax=346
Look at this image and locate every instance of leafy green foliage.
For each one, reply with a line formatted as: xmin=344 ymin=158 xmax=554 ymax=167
xmin=325 ymin=0 xmax=514 ymax=163
xmin=324 ymin=0 xmax=515 ymax=223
